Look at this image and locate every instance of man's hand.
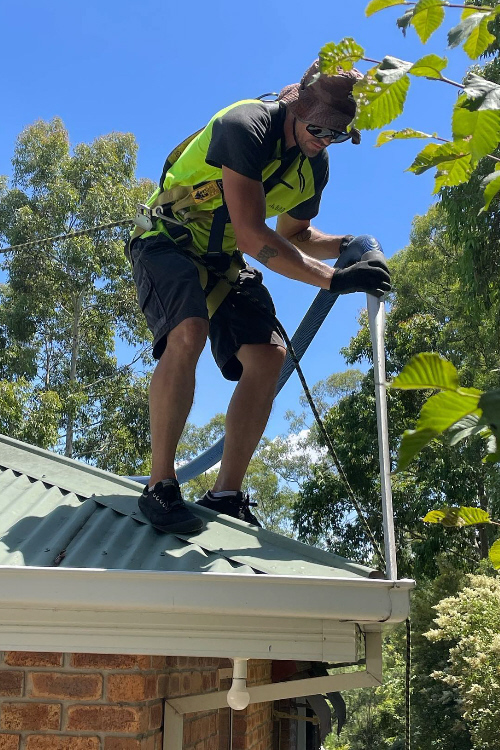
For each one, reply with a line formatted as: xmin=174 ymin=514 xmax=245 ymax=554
xmin=329 ymin=256 xmax=391 ymax=298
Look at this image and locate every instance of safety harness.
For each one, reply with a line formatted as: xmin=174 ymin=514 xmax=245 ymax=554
xmin=127 ymin=98 xmax=312 ymax=317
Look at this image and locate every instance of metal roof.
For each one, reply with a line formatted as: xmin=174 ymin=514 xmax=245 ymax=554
xmin=0 ymin=433 xmax=375 ymax=579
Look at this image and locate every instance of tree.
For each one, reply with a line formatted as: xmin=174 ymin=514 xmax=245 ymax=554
xmin=0 ymin=118 xmax=155 ymax=455
xmin=425 ymin=571 xmax=500 ymax=748
xmin=293 ymin=204 xmax=500 ymax=577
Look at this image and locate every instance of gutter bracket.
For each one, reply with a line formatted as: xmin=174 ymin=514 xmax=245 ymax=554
xmin=164 ymin=632 xmax=383 ymax=750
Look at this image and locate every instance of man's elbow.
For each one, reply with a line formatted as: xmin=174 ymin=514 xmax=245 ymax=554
xmin=233 ymin=224 xmax=268 ymax=257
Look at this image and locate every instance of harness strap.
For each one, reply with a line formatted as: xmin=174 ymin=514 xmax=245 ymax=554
xmin=192 ymin=252 xmax=243 ymax=318
xmin=206 ymin=202 xmax=230 ymax=256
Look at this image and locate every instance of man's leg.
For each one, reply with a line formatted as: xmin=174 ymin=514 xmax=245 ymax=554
xmin=149 ymin=317 xmax=209 ymax=486
xmin=213 ymin=342 xmax=286 ymax=492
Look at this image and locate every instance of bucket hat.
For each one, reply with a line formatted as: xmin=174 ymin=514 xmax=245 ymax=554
xmin=278 ymin=60 xmax=363 ymax=143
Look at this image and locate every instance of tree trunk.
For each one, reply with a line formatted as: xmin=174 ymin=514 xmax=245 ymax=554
xmin=64 ymin=291 xmax=83 ymax=458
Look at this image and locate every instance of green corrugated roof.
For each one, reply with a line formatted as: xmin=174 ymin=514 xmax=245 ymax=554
xmin=0 ymin=433 xmax=375 ymax=579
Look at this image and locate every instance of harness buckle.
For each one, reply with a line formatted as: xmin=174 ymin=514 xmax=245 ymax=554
xmin=134 ymin=204 xmax=154 ymax=232
xmin=154 ymin=206 xmax=192 ymax=247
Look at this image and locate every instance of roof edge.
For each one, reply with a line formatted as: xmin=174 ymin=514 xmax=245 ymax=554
xmin=0 ymin=433 xmax=144 ymax=497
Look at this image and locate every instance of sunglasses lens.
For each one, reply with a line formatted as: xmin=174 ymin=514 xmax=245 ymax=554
xmin=306 ymin=124 xmax=351 ymax=142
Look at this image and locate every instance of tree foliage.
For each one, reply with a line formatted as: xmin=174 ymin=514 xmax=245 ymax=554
xmin=0 ymin=118 xmax=155 ymax=455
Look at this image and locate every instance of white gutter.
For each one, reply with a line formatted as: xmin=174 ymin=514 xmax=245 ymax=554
xmin=0 ymin=566 xmax=413 ymax=660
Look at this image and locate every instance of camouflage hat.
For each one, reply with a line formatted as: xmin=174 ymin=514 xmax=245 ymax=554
xmin=278 ymin=60 xmax=363 ymax=143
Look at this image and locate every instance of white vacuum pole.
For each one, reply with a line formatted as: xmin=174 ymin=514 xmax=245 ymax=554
xmin=367 ymin=292 xmax=398 ymax=581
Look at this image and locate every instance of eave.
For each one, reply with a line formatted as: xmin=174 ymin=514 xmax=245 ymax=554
xmin=0 ymin=566 xmax=414 ymax=661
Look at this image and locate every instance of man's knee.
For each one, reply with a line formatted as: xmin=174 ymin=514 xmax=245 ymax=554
xmin=167 ymin=317 xmax=209 ymax=358
xmin=238 ymin=343 xmax=286 ymax=377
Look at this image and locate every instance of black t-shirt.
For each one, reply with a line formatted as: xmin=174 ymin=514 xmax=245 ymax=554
xmin=205 ymin=101 xmax=329 ymax=220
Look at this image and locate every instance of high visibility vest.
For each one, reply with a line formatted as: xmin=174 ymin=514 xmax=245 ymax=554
xmin=134 ymin=99 xmax=326 ymax=256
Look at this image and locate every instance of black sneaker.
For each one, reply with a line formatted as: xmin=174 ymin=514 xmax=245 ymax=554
xmin=138 ymin=479 xmax=203 ymax=533
xmin=196 ymin=491 xmax=262 ymax=527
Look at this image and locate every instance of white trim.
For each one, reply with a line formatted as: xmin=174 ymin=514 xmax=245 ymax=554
xmin=163 ymin=632 xmax=383 ymax=750
xmin=0 ymin=566 xmax=413 ymax=659
xmin=164 ymin=704 xmax=184 ymax=750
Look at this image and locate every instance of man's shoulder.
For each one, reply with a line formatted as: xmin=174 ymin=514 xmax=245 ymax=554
xmin=210 ymin=99 xmax=283 ymax=131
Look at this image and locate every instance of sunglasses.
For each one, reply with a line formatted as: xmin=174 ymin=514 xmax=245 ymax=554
xmin=305 ymin=124 xmax=352 ymax=143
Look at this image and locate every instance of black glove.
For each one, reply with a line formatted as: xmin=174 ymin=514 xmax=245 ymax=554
xmin=329 ymin=257 xmax=391 ymax=298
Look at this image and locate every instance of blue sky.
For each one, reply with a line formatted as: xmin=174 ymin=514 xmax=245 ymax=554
xmin=1 ymin=0 xmax=470 ymax=438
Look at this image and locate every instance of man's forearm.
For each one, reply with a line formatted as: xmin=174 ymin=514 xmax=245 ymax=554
xmin=240 ymin=225 xmax=335 ymax=289
xmin=287 ymin=225 xmax=345 ymax=261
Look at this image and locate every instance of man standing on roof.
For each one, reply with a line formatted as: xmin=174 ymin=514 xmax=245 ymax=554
xmin=129 ymin=60 xmax=390 ymax=534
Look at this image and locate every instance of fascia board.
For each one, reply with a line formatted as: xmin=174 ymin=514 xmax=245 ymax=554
xmin=0 ymin=566 xmax=413 ymax=621
xmin=0 ymin=566 xmax=413 ymax=660
xmin=0 ymin=608 xmax=360 ymax=662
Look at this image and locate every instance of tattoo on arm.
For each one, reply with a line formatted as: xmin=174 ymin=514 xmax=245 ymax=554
xmin=257 ymin=245 xmax=279 ymax=266
xmin=295 ymin=228 xmax=312 ymax=243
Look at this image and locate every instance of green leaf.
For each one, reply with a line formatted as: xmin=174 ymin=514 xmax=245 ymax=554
xmin=376 ymin=128 xmax=436 ymax=146
xmin=409 ymin=54 xmax=447 ymax=79
xmin=489 ymin=538 xmax=500 ymax=569
xmin=376 ymin=56 xmax=413 ymax=84
xmin=407 ymin=142 xmax=470 ymax=176
xmin=433 ymin=151 xmax=473 ymax=192
xmin=397 ymin=8 xmax=414 ymax=35
xmin=480 ymin=165 xmax=500 ymax=211
xmin=448 ymin=12 xmax=490 ymax=51
xmin=463 ymin=14 xmax=496 ymax=59
xmin=452 ymin=97 xmax=500 ymax=164
xmin=483 ymin=435 xmax=500 ymax=462
xmin=411 ymin=0 xmax=445 ymax=43
xmin=397 ymin=427 xmax=439 ymax=471
xmin=366 ymin=0 xmax=407 ymax=16
xmin=464 ymin=73 xmax=500 ymax=111
xmin=448 ymin=413 xmax=490 ymax=445
xmin=319 ymin=38 xmax=365 ymax=74
xmin=353 ymin=67 xmax=410 ymax=130
xmin=415 ymin=388 xmax=481 ymax=434
xmin=423 ymin=506 xmax=491 ymax=527
xmin=390 ymin=352 xmax=459 ymax=391
xmin=478 ymin=389 xmax=500 ymax=434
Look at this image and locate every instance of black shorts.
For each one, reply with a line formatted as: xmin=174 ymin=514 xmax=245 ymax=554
xmin=129 ymin=234 xmax=284 ymax=381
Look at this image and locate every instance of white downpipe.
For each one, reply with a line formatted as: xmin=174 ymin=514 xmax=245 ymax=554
xmin=226 ymin=658 xmax=250 ymax=710
xmin=366 ymin=294 xmax=398 ymax=581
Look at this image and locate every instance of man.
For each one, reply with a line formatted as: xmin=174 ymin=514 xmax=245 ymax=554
xmin=129 ymin=60 xmax=390 ymax=533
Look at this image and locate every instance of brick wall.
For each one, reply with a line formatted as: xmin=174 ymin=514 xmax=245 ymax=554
xmin=0 ymin=653 xmax=274 ymax=750
xmin=231 ymin=662 xmax=273 ymax=750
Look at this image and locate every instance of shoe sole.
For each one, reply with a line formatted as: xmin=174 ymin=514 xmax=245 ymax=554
xmin=138 ymin=500 xmax=203 ymax=534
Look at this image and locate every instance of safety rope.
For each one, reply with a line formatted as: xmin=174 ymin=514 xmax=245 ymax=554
xmin=0 ymin=219 xmax=385 ymax=564
xmin=0 ymin=219 xmax=134 ymax=254
xmin=406 ymin=617 xmax=411 ymax=750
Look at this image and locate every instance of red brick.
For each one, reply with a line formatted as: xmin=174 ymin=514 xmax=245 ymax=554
xmin=0 ymin=736 xmax=20 ymax=750
xmin=150 ymin=657 xmax=166 ymax=670
xmin=25 ymin=737 xmax=99 ymax=750
xmin=168 ymin=673 xmax=180 ymax=697
xmin=189 ymin=672 xmax=202 ymax=695
xmin=70 ymin=654 xmax=150 ymax=670
xmin=66 ymin=705 xmax=147 ymax=733
xmin=4 ymin=653 xmax=62 ymax=668
xmin=149 ymin=702 xmax=163 ymax=731
xmin=107 ymin=674 xmax=157 ymax=703
xmin=0 ymin=672 xmax=23 ymax=697
xmin=30 ymin=673 xmax=102 ymax=700
xmin=104 ymin=739 xmax=155 ymax=750
xmin=0 ymin=703 xmax=60 ymax=731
